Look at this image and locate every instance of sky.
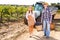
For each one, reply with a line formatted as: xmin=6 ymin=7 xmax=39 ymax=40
xmin=0 ymin=0 xmax=60 ymax=5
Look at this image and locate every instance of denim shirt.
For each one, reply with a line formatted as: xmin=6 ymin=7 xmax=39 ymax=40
xmin=41 ymin=7 xmax=52 ymax=23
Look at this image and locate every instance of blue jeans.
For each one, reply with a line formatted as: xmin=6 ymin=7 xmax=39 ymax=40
xmin=43 ymin=19 xmax=50 ymax=37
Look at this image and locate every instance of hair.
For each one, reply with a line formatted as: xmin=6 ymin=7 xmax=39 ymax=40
xmin=28 ymin=6 xmax=33 ymax=13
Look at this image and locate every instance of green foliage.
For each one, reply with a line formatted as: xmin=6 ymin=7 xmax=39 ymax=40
xmin=0 ymin=5 xmax=29 ymax=23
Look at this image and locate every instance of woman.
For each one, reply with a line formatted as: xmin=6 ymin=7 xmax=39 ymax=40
xmin=41 ymin=2 xmax=52 ymax=38
xmin=26 ymin=6 xmax=36 ymax=38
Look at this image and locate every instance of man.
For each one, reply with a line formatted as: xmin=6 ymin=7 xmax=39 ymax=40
xmin=41 ymin=2 xmax=52 ymax=38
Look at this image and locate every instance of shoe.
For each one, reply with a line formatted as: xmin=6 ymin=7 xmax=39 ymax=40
xmin=46 ymin=36 xmax=49 ymax=38
xmin=44 ymin=34 xmax=46 ymax=36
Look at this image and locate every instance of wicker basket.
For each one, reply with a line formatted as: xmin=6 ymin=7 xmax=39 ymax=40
xmin=50 ymin=23 xmax=55 ymax=30
xmin=36 ymin=25 xmax=42 ymax=31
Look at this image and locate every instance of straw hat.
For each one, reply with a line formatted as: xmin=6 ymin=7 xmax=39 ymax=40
xmin=43 ymin=2 xmax=49 ymax=5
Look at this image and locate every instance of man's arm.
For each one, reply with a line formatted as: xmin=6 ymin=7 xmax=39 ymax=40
xmin=49 ymin=10 xmax=52 ymax=23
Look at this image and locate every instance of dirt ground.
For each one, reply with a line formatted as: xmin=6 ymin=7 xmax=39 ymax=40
xmin=16 ymin=13 xmax=60 ymax=40
xmin=0 ymin=14 xmax=60 ymax=40
xmin=16 ymin=29 xmax=60 ymax=40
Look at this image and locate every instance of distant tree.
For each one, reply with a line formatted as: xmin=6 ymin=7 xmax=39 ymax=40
xmin=51 ymin=3 xmax=57 ymax=6
xmin=51 ymin=3 xmax=60 ymax=10
xmin=56 ymin=3 xmax=60 ymax=9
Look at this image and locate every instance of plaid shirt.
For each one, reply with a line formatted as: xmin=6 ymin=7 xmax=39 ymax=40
xmin=41 ymin=7 xmax=52 ymax=23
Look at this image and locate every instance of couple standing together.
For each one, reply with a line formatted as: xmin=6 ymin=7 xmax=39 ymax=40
xmin=26 ymin=2 xmax=52 ymax=38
